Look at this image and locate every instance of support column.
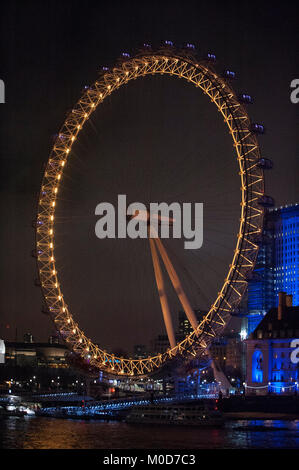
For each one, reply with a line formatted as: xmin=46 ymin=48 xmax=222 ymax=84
xmin=149 ymin=237 xmax=176 ymax=349
xmin=154 ymin=236 xmax=199 ymax=333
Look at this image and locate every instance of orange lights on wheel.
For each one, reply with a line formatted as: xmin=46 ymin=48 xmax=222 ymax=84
xmin=36 ymin=52 xmax=264 ymax=377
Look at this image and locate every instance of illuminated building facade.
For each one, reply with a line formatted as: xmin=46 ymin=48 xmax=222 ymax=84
xmin=245 ymin=292 xmax=299 ymax=395
xmin=178 ymin=310 xmax=204 ymax=336
xmin=2 ymin=340 xmax=69 ymax=368
xmin=210 ymin=333 xmax=245 ymax=381
xmin=273 ymin=205 xmax=299 ymax=306
xmin=247 ymin=204 xmax=299 ymax=334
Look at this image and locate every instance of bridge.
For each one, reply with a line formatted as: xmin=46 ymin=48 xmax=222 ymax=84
xmin=38 ymin=389 xmax=219 ymax=419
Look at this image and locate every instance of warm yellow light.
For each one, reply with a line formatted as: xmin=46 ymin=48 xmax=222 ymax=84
xmin=34 ymin=51 xmax=265 ymax=379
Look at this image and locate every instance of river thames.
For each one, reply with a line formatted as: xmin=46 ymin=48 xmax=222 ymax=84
xmin=1 ymin=416 xmax=299 ymax=449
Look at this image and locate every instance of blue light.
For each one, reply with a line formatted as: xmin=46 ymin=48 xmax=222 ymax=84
xmin=252 ymin=350 xmax=263 ymax=383
xmin=238 ymin=93 xmax=254 ymax=104
xmin=224 ymin=70 xmax=235 ymax=79
xmin=276 ymin=207 xmax=299 ymax=306
xmin=207 ymin=53 xmax=216 ymax=60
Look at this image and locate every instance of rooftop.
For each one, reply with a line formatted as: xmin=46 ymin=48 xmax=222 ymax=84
xmin=250 ymin=305 xmax=299 ymax=340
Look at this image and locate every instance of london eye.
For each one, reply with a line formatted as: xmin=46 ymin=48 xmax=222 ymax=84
xmin=35 ymin=42 xmax=267 ymax=376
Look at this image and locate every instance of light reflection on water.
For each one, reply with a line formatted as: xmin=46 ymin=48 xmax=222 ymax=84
xmin=0 ymin=417 xmax=299 ymax=449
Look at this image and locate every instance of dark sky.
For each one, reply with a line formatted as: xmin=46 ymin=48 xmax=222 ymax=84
xmin=0 ymin=0 xmax=298 ymax=353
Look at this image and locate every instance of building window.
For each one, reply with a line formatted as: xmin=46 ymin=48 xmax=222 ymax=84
xmin=252 ymin=350 xmax=263 ymax=383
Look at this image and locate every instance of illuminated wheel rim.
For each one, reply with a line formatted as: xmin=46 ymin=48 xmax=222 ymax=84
xmin=36 ymin=49 xmax=265 ymax=376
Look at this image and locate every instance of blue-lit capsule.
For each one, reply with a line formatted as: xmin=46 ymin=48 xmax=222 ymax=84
xmin=239 ymin=93 xmax=253 ymax=104
xmin=251 ymin=123 xmax=265 ymax=134
xmin=257 ymin=158 xmax=273 ymax=169
xmin=207 ymin=53 xmax=216 ymax=61
xmin=223 ymin=70 xmax=236 ymax=79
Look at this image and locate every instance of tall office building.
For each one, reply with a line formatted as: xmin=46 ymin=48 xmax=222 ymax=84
xmin=247 ymin=204 xmax=299 ymax=334
xmin=273 ymin=205 xmax=299 ymax=306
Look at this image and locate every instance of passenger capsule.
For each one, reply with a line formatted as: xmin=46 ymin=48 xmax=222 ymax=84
xmin=257 ymin=158 xmax=273 ymax=169
xmin=258 ymin=195 xmax=274 ymax=207
xmin=251 ymin=123 xmax=265 ymax=134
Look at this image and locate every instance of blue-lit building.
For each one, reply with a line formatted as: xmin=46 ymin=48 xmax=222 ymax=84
xmin=247 ymin=203 xmax=299 ymax=334
xmin=245 ymin=292 xmax=299 ymax=395
xmin=273 ymin=205 xmax=299 ymax=306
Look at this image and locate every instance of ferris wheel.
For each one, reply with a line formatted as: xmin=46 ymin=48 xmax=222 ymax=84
xmin=35 ymin=42 xmax=270 ymax=377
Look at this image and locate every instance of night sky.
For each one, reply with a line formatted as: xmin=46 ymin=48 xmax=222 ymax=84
xmin=0 ymin=1 xmax=298 ymax=354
